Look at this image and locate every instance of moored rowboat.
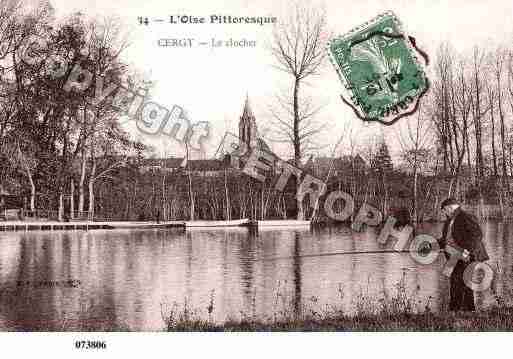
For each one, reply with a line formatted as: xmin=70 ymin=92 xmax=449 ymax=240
xmin=256 ymin=220 xmax=311 ymax=227
xmin=185 ymin=218 xmax=251 ymax=228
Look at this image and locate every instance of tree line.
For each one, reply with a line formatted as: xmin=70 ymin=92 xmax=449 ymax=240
xmin=0 ymin=0 xmax=149 ymax=220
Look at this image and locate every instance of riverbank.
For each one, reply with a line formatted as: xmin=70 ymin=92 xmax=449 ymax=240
xmin=165 ymin=306 xmax=513 ymax=331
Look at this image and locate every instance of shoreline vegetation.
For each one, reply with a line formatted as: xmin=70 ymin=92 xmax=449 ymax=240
xmin=164 ymin=281 xmax=513 ymax=332
xmin=165 ymin=307 xmax=513 ymax=331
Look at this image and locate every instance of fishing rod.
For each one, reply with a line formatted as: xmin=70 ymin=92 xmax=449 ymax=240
xmin=255 ymin=249 xmax=416 ymax=262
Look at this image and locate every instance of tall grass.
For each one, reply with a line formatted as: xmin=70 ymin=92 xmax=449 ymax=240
xmin=163 ymin=275 xmax=513 ymax=331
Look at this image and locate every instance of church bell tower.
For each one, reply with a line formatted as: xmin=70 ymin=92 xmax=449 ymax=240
xmin=239 ymin=94 xmax=258 ymax=152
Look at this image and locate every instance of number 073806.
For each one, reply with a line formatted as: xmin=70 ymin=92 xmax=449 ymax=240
xmin=74 ymin=340 xmax=107 ymax=349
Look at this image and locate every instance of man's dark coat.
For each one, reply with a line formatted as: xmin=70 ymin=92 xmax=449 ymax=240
xmin=439 ymin=207 xmax=489 ymax=311
xmin=440 ymin=207 xmax=489 ymax=262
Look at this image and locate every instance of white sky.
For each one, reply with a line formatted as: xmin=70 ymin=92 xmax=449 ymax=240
xmin=45 ymin=0 xmax=513 ymax=162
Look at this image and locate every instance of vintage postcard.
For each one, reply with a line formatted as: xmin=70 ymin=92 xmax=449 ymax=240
xmin=0 ymin=0 xmax=511 ymax=356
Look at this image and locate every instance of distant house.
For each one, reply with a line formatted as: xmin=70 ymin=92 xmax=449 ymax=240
xmin=139 ymin=157 xmax=235 ymax=177
xmin=0 ymin=189 xmax=18 ymax=205
xmin=306 ymin=155 xmax=367 ymax=179
xmin=185 ymin=158 xmax=234 ymax=176
xmin=0 ymin=188 xmax=24 ymax=219
xmin=139 ymin=158 xmax=185 ymax=174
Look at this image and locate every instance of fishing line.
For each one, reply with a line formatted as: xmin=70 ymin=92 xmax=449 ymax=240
xmin=255 ymin=249 xmax=415 ymax=262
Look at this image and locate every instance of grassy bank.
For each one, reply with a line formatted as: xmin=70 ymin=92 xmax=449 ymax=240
xmin=165 ymin=306 xmax=513 ymax=331
xmin=164 ymin=278 xmax=513 ymax=331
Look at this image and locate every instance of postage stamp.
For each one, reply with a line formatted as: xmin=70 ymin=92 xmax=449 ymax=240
xmin=327 ymin=11 xmax=429 ymax=125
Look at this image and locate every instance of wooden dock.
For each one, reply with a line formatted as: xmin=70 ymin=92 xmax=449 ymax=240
xmin=0 ymin=221 xmax=185 ymax=232
xmin=0 ymin=219 xmax=316 ymax=232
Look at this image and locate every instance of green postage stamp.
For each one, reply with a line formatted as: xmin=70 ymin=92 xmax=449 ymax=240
xmin=327 ymin=11 xmax=428 ymax=125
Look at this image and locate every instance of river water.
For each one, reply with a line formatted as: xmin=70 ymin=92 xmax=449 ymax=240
xmin=0 ymin=221 xmax=511 ymax=331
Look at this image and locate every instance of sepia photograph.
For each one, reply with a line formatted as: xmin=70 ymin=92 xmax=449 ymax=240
xmin=0 ymin=0 xmax=512 ymax=355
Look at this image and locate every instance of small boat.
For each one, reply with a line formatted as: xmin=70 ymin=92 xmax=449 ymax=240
xmin=256 ymin=220 xmax=311 ymax=227
xmin=185 ymin=218 xmax=251 ymax=228
xmin=108 ymin=221 xmax=185 ymax=229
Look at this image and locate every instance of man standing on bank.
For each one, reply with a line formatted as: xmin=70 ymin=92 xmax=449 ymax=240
xmin=438 ymin=198 xmax=489 ymax=311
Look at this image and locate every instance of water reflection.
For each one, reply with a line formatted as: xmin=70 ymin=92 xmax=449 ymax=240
xmin=0 ymin=221 xmax=511 ymax=331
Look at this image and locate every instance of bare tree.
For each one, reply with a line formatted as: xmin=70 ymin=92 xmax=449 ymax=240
xmin=430 ymin=44 xmax=472 ymax=196
xmin=268 ymin=3 xmax=328 ymax=219
xmin=493 ymin=48 xmax=508 ymax=190
xmin=485 ymin=80 xmax=497 ymax=177
xmin=469 ymin=47 xmax=491 ymax=180
xmin=396 ymin=108 xmax=433 ymax=223
xmin=506 ymin=51 xmax=513 ymax=177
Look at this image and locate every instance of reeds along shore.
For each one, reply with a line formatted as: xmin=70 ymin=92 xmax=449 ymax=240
xmin=163 ymin=278 xmax=513 ymax=332
xmin=165 ymin=307 xmax=513 ymax=331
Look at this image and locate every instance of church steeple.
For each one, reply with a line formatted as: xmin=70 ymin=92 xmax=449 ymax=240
xmin=242 ymin=93 xmax=254 ymax=119
xmin=239 ymin=93 xmax=257 ymax=150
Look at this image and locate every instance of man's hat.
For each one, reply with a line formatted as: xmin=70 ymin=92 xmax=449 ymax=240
xmin=440 ymin=197 xmax=459 ymax=209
